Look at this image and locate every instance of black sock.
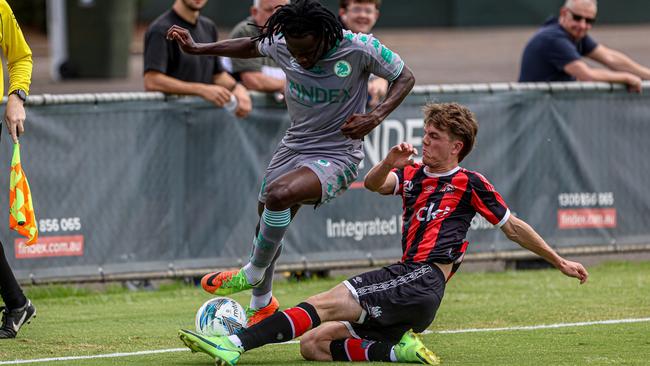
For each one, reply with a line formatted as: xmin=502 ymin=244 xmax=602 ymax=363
xmin=0 ymin=242 xmax=26 ymax=309
xmin=330 ymin=338 xmax=393 ymax=362
xmin=368 ymin=341 xmax=393 ymax=361
xmin=238 ymin=302 xmax=321 ymax=351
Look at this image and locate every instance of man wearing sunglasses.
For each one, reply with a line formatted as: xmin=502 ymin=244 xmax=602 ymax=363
xmin=519 ymin=0 xmax=650 ymax=92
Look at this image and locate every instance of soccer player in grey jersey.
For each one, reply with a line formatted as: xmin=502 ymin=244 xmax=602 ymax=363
xmin=167 ymin=0 xmax=414 ymax=325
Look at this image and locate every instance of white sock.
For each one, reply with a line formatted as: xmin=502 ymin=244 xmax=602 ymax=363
xmin=228 ymin=335 xmax=243 ymax=349
xmin=390 ymin=347 xmax=397 ymax=362
xmin=242 ymin=262 xmax=266 ymax=285
xmin=250 ymin=291 xmax=273 ymax=310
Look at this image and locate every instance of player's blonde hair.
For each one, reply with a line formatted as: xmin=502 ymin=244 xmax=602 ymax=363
xmin=422 ymin=103 xmax=478 ymax=162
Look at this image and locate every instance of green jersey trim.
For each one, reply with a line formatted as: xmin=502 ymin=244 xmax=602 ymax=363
xmin=388 ymin=61 xmax=405 ymax=82
xmin=323 ymin=40 xmax=341 ymax=59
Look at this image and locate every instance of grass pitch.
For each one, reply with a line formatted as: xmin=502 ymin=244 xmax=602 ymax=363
xmin=1 ymin=261 xmax=649 ymax=365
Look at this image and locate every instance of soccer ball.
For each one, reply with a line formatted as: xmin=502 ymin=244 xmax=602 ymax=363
xmin=195 ymin=297 xmax=247 ymax=336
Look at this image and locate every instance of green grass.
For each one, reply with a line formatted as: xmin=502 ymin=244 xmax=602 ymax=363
xmin=1 ymin=261 xmax=649 ymax=365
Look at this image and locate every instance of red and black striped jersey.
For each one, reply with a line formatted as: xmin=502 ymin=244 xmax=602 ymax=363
xmin=391 ymin=164 xmax=510 ymax=265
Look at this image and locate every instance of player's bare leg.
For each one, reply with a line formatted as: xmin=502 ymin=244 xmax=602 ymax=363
xmin=244 ymin=167 xmax=320 ymax=283
xmin=202 ymin=168 xmax=321 ymax=296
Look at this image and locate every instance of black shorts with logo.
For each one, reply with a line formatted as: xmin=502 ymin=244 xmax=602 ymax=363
xmin=342 ymin=261 xmax=446 ymax=343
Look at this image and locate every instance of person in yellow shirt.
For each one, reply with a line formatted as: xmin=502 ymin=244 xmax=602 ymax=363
xmin=0 ymin=0 xmax=36 ymax=339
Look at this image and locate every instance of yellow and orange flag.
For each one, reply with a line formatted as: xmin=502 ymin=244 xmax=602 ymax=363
xmin=9 ymin=143 xmax=38 ymax=245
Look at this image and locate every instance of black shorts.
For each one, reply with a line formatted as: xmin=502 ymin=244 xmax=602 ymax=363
xmin=342 ymin=262 xmax=446 ymax=343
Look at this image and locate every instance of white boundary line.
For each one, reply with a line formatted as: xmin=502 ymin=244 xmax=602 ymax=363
xmin=0 ymin=349 xmax=188 ymax=365
xmin=2 ymin=317 xmax=649 ymax=365
xmin=428 ymin=317 xmax=650 ymax=334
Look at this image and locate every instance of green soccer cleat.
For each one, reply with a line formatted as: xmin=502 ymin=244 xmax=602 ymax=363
xmin=178 ymin=329 xmax=243 ymax=366
xmin=201 ymin=269 xmax=257 ymax=295
xmin=394 ymin=330 xmax=441 ymax=365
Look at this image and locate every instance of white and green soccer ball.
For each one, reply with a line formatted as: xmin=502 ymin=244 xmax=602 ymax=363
xmin=195 ymin=297 xmax=247 ymax=336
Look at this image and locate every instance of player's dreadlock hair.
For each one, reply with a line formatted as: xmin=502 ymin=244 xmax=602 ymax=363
xmin=252 ymin=0 xmax=343 ymax=51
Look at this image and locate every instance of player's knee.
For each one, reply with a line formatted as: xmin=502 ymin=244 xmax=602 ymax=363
xmin=300 ymin=333 xmax=331 ymax=361
xmin=265 ymin=182 xmax=294 ymax=209
xmin=299 ymin=333 xmax=318 ymax=360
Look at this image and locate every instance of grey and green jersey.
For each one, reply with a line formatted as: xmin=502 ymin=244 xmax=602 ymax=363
xmin=257 ymin=30 xmax=405 ymax=159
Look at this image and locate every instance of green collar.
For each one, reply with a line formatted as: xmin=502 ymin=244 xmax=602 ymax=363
xmin=322 ymin=40 xmax=341 ymax=58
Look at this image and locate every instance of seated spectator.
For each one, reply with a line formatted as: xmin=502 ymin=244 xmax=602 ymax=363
xmin=144 ymin=0 xmax=252 ymax=117
xmin=339 ymin=0 xmax=388 ymax=107
xmin=518 ymin=0 xmax=650 ymax=92
xmin=228 ymin=0 xmax=288 ymax=93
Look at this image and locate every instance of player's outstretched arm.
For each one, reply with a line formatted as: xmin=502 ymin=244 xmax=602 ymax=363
xmin=364 ymin=142 xmax=417 ymax=194
xmin=341 ymin=66 xmax=415 ymax=140
xmin=166 ymin=25 xmax=261 ymax=59
xmin=373 ymin=65 xmax=416 ymax=119
xmin=501 ymin=215 xmax=589 ymax=284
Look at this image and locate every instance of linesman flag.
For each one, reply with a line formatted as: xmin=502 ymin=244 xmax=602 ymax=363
xmin=9 ymin=143 xmax=38 ymax=245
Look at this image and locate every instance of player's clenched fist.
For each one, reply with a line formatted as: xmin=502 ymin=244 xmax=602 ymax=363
xmin=340 ymin=113 xmax=381 ymax=140
xmin=385 ymin=142 xmax=418 ymax=169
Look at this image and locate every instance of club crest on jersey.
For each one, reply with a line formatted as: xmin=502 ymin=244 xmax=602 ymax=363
xmin=441 ymin=183 xmax=456 ymax=193
xmin=334 ymin=60 xmax=352 ymax=77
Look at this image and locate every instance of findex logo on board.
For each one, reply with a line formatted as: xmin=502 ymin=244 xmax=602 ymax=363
xmin=557 ymin=192 xmax=616 ymax=229
xmin=558 ymin=208 xmax=616 ymax=229
xmin=15 ymin=235 xmax=85 ymax=259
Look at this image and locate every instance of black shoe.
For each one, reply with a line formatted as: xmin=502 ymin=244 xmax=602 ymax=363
xmin=0 ymin=299 xmax=36 ymax=339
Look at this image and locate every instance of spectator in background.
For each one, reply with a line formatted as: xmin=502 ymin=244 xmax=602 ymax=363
xmin=518 ymin=0 xmax=650 ymax=92
xmin=339 ymin=0 xmax=388 ymax=107
xmin=228 ymin=0 xmax=288 ymax=93
xmin=144 ymin=0 xmax=252 ymax=117
xmin=0 ymin=0 xmax=36 ymax=339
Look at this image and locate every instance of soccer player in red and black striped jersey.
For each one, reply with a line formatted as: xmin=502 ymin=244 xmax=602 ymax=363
xmin=178 ymin=102 xmax=588 ymax=365
xmin=364 ymin=102 xmax=588 ymax=284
